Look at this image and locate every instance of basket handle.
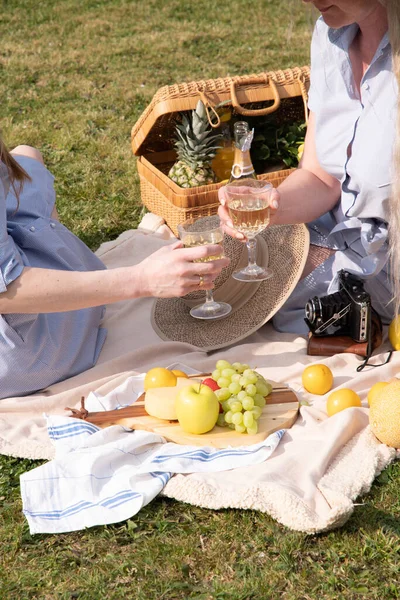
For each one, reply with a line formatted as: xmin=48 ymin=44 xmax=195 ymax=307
xmin=198 ymin=70 xmax=310 ymax=127
xmin=197 ymin=90 xmax=223 ymax=129
xmin=230 ymin=75 xmax=281 ymax=117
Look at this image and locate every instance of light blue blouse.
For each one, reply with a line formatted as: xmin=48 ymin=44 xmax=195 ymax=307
xmin=308 ymin=17 xmax=396 ymax=285
xmin=0 ymin=156 xmax=107 ymax=398
xmin=273 ymin=17 xmax=397 ymax=333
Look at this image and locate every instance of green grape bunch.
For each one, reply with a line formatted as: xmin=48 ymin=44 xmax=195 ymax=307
xmin=211 ymin=360 xmax=272 ymax=434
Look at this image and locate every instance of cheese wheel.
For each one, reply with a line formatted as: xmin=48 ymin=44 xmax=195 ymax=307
xmin=144 ymin=377 xmax=201 ymax=420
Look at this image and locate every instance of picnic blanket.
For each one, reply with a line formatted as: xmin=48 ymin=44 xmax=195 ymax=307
xmin=1 ymin=215 xmax=399 ymax=534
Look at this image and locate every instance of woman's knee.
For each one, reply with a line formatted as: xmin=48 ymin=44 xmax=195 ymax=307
xmin=10 ymin=145 xmax=44 ymax=165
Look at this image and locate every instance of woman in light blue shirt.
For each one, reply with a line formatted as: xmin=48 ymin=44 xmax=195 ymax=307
xmin=0 ymin=144 xmax=229 ymax=398
xmin=220 ymin=0 xmax=400 ymax=333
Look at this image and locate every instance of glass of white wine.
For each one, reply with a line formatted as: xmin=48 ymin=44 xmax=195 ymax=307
xmin=178 ymin=215 xmax=232 ymax=320
xmin=224 ymin=178 xmax=274 ymax=282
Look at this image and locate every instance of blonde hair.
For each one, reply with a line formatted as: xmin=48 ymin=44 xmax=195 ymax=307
xmin=0 ymin=136 xmax=31 ymax=201
xmin=384 ymin=0 xmax=400 ymax=320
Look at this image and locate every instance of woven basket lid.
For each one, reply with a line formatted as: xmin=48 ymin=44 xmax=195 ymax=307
xmin=151 ymin=220 xmax=310 ymax=352
xmin=131 ymin=66 xmax=310 ymax=157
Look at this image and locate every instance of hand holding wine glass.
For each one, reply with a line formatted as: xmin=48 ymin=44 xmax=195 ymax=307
xmin=223 ymin=178 xmax=275 ymax=281
xmin=178 ymin=216 xmax=232 ymax=320
xmin=218 ymin=185 xmax=280 ymax=241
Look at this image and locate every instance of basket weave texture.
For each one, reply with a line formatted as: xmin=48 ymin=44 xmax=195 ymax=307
xmin=131 ymin=66 xmax=310 ymax=235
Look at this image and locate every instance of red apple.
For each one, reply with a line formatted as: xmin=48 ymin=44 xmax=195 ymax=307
xmin=202 ymin=378 xmax=223 ymax=412
xmin=202 ymin=377 xmax=220 ymax=392
xmin=175 ymin=383 xmax=220 ymax=434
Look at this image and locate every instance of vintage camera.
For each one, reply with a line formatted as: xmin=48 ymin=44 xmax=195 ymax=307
xmin=304 ymin=270 xmax=371 ymax=342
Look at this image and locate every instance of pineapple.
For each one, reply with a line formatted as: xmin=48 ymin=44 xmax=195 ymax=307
xmin=168 ymin=100 xmax=222 ymax=188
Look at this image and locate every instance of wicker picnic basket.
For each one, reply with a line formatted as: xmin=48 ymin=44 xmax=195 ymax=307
xmin=131 ymin=66 xmax=310 ymax=235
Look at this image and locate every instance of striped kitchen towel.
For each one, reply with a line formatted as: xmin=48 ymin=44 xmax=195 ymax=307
xmin=20 ymin=368 xmax=284 ymax=534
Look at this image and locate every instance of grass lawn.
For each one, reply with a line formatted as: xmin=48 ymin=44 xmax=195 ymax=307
xmin=1 ymin=1 xmax=400 ymax=598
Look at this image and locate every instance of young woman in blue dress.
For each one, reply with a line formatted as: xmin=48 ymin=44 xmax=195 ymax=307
xmin=0 ymin=143 xmax=229 ymax=398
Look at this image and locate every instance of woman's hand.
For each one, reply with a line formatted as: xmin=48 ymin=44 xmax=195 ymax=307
xmin=217 ymin=184 xmax=280 ymax=240
xmin=135 ymin=241 xmax=230 ymax=298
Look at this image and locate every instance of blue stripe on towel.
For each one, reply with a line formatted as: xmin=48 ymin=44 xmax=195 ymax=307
xmin=49 ymin=421 xmax=100 ymax=435
xmin=23 ymin=489 xmax=141 ymax=521
xmin=48 ymin=421 xmax=100 ymax=440
xmin=150 ymin=432 xmax=285 ymax=465
xmin=100 ymin=490 xmax=140 ymax=509
xmin=150 ymin=472 xmax=172 ymax=486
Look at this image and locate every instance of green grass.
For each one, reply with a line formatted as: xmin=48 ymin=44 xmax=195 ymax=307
xmin=1 ymin=1 xmax=400 ymax=598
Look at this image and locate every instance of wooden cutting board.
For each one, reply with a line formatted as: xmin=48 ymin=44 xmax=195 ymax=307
xmin=70 ymin=379 xmax=299 ymax=448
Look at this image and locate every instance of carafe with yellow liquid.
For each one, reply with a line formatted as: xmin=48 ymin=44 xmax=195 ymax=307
xmin=229 ymin=121 xmax=257 ymax=182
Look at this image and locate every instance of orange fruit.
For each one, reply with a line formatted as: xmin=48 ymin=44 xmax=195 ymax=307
xmin=171 ymin=369 xmax=189 ymax=378
xmin=301 ymin=364 xmax=334 ymax=395
xmin=326 ymin=388 xmax=362 ymax=417
xmin=367 ymin=381 xmax=388 ymax=407
xmin=370 ymin=378 xmax=400 ymax=447
xmin=144 ymin=367 xmax=177 ymax=391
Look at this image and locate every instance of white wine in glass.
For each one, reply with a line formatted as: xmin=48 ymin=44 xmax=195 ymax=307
xmin=178 ymin=216 xmax=232 ymax=320
xmin=225 ymin=178 xmax=274 ymax=282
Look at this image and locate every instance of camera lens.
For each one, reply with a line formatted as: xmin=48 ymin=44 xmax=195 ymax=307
xmin=304 ymin=289 xmax=350 ymax=334
xmin=305 ymin=298 xmax=320 ymax=325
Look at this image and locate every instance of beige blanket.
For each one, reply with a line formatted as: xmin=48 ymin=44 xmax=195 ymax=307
xmin=1 ymin=220 xmax=398 ymax=534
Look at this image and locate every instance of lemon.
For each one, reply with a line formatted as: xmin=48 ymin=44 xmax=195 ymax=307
xmin=388 ymin=315 xmax=400 ymax=350
xmin=326 ymin=388 xmax=362 ymax=416
xmin=144 ymin=367 xmax=177 ymax=391
xmin=302 ymin=364 xmax=334 ymax=395
xmin=370 ymin=378 xmax=400 ymax=447
xmin=367 ymin=381 xmax=388 ymax=407
xmin=171 ymin=369 xmax=189 ymax=378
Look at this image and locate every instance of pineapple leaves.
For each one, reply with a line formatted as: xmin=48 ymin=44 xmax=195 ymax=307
xmin=171 ymin=100 xmax=222 ymax=184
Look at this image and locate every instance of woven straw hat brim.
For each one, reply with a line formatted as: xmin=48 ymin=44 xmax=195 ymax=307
xmin=151 ymin=223 xmax=309 ymax=351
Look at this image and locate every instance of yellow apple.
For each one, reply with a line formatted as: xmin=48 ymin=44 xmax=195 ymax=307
xmin=175 ymin=383 xmax=220 ymax=434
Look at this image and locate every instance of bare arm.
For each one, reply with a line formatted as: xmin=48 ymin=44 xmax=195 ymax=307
xmin=270 ymin=111 xmax=341 ymax=225
xmin=3 ymin=146 xmax=230 ymax=314
xmin=0 ymin=241 xmax=230 ymax=314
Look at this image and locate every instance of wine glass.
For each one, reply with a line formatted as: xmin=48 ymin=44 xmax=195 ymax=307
xmin=178 ymin=215 xmax=232 ymax=320
xmin=224 ymin=178 xmax=274 ymax=282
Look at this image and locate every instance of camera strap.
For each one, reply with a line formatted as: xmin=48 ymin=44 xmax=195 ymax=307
xmin=356 ymin=308 xmax=392 ymax=371
xmin=356 ymin=350 xmax=393 ymax=372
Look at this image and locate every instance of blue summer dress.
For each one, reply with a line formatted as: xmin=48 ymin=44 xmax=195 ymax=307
xmin=273 ymin=17 xmax=397 ymax=334
xmin=0 ymin=156 xmax=107 ymax=398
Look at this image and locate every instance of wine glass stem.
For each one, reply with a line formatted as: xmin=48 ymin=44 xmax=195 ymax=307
xmin=246 ymin=237 xmax=258 ymax=268
xmin=205 ymin=289 xmax=215 ymax=304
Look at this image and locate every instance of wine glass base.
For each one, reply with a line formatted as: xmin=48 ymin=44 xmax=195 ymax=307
xmin=232 ymin=266 xmax=273 ymax=282
xmin=190 ymin=301 xmax=232 ymax=320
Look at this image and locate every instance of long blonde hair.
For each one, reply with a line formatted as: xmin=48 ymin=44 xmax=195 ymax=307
xmin=0 ymin=136 xmax=31 ymax=200
xmin=383 ymin=0 xmax=400 ymax=319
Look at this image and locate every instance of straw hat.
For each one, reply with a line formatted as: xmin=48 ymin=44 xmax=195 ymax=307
xmin=151 ymin=219 xmax=309 ymax=351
